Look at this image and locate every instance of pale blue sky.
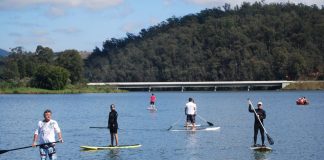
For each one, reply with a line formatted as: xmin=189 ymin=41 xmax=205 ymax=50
xmin=0 ymin=0 xmax=322 ymax=52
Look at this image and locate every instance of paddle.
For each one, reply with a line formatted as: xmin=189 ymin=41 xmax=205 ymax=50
xmin=0 ymin=141 xmax=60 ymax=155
xmin=167 ymin=116 xmax=183 ymax=131
xmin=197 ymin=115 xmax=214 ymax=126
xmin=248 ymin=99 xmax=274 ymax=145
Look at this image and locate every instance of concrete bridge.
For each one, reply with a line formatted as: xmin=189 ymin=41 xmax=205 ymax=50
xmin=87 ymin=81 xmax=294 ymax=91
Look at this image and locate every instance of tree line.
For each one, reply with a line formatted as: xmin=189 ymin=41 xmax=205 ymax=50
xmin=85 ymin=2 xmax=323 ymax=82
xmin=0 ymin=46 xmax=83 ymax=89
xmin=0 ymin=2 xmax=323 ymax=90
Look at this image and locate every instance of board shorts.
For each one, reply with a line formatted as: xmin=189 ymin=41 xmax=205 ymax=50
xmin=39 ymin=143 xmax=57 ymax=160
xmin=109 ymin=124 xmax=118 ymax=134
xmin=186 ymin=115 xmax=196 ymax=124
xmin=150 ymin=101 xmax=155 ymax=105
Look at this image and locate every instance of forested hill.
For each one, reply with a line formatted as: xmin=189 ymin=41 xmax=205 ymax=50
xmin=85 ymin=2 xmax=324 ymax=82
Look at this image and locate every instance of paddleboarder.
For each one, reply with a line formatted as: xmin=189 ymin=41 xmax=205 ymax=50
xmin=150 ymin=93 xmax=156 ymax=109
xmin=108 ymin=104 xmax=118 ymax=146
xmin=249 ymin=101 xmax=266 ymax=147
xmin=185 ymin=98 xmax=197 ymax=128
xmin=32 ymin=109 xmax=63 ymax=160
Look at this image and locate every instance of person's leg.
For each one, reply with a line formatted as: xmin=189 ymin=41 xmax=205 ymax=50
xmin=254 ymin=125 xmax=258 ymax=145
xmin=48 ymin=146 xmax=57 ymax=160
xmin=110 ymin=133 xmax=114 ymax=146
xmin=39 ymin=147 xmax=47 ymax=160
xmin=115 ymin=133 xmax=119 ymax=146
xmin=260 ymin=126 xmax=265 ymax=146
xmin=192 ymin=115 xmax=196 ymax=128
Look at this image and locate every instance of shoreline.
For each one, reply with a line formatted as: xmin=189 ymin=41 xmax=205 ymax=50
xmin=282 ymin=81 xmax=324 ymax=90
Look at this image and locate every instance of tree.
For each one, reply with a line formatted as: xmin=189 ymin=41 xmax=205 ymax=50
xmin=31 ymin=65 xmax=70 ymax=90
xmin=35 ymin=45 xmax=54 ymax=64
xmin=56 ymin=50 xmax=83 ymax=84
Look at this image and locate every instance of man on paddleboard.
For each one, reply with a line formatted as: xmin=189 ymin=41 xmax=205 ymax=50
xmin=185 ymin=98 xmax=197 ymax=128
xmin=150 ymin=93 xmax=156 ymax=109
xmin=108 ymin=104 xmax=118 ymax=146
xmin=32 ymin=109 xmax=63 ymax=160
xmin=249 ymin=101 xmax=266 ymax=147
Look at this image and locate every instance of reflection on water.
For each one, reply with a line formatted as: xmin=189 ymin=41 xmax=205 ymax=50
xmin=252 ymin=151 xmax=269 ymax=160
xmin=107 ymin=149 xmax=120 ymax=160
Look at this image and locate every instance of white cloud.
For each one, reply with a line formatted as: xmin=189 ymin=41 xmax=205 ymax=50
xmin=0 ymin=0 xmax=124 ymax=10
xmin=46 ymin=6 xmax=65 ymax=17
xmin=121 ymin=22 xmax=142 ymax=33
xmin=53 ymin=27 xmax=81 ymax=35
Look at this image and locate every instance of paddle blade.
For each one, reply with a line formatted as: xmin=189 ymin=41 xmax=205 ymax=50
xmin=266 ymin=133 xmax=274 ymax=145
xmin=0 ymin=150 xmax=9 ymax=154
xmin=207 ymin=121 xmax=214 ymax=126
xmin=167 ymin=126 xmax=172 ymax=131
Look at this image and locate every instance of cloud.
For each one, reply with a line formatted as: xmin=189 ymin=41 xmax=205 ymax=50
xmin=0 ymin=0 xmax=124 ymax=10
xmin=53 ymin=27 xmax=81 ymax=35
xmin=121 ymin=22 xmax=143 ymax=33
xmin=8 ymin=32 xmax=23 ymax=37
xmin=46 ymin=6 xmax=65 ymax=17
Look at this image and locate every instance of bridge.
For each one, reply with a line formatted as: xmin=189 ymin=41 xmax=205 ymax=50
xmin=87 ymin=81 xmax=294 ymax=91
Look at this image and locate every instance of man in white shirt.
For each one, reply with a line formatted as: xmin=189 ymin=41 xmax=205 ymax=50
xmin=32 ymin=109 xmax=63 ymax=160
xmin=185 ymin=98 xmax=197 ymax=129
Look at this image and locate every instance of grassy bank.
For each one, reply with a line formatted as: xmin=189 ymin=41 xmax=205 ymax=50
xmin=0 ymin=85 xmax=125 ymax=94
xmin=283 ymin=81 xmax=324 ymax=90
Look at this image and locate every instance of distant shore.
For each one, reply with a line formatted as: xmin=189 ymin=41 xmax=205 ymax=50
xmin=0 ymin=85 xmax=125 ymax=94
xmin=283 ymin=81 xmax=324 ymax=90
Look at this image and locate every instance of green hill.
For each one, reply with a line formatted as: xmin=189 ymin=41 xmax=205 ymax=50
xmin=86 ymin=3 xmax=322 ymax=82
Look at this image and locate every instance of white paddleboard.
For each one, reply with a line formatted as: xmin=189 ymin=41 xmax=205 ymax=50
xmin=147 ymin=107 xmax=157 ymax=111
xmin=81 ymin=144 xmax=141 ymax=150
xmin=183 ymin=124 xmax=201 ymax=127
xmin=170 ymin=127 xmax=220 ymax=132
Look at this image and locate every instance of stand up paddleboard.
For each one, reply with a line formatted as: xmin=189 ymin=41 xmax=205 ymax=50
xmin=250 ymin=144 xmax=272 ymax=152
xmin=147 ymin=107 xmax=157 ymax=111
xmin=183 ymin=124 xmax=201 ymax=127
xmin=81 ymin=144 xmax=141 ymax=150
xmin=170 ymin=126 xmax=220 ymax=132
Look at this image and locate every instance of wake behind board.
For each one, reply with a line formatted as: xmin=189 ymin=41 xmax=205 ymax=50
xmin=81 ymin=144 xmax=141 ymax=150
xmin=250 ymin=144 xmax=272 ymax=152
xmin=170 ymin=127 xmax=220 ymax=132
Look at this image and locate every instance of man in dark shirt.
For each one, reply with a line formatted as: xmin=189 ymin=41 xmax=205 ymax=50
xmin=249 ymin=101 xmax=266 ymax=147
xmin=108 ymin=104 xmax=118 ymax=146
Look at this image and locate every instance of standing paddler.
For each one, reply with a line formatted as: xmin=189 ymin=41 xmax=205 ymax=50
xmin=108 ymin=104 xmax=118 ymax=146
xmin=150 ymin=93 xmax=156 ymax=109
xmin=185 ymin=97 xmax=197 ymax=129
xmin=248 ymin=101 xmax=266 ymax=147
xmin=32 ymin=109 xmax=63 ymax=160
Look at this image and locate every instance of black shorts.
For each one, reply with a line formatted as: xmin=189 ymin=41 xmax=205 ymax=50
xmin=150 ymin=101 xmax=155 ymax=105
xmin=186 ymin=115 xmax=195 ymax=123
xmin=110 ymin=127 xmax=118 ymax=134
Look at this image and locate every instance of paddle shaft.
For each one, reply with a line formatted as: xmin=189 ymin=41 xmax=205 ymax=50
xmin=0 ymin=141 xmax=60 ymax=154
xmin=197 ymin=115 xmax=214 ymax=126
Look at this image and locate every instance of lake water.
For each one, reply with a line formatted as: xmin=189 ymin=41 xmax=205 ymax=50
xmin=0 ymin=91 xmax=324 ymax=160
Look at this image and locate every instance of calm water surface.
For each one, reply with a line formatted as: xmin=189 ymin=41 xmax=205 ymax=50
xmin=0 ymin=91 xmax=324 ymax=160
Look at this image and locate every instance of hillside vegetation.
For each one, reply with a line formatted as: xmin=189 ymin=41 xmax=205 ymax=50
xmin=85 ymin=2 xmax=324 ymax=82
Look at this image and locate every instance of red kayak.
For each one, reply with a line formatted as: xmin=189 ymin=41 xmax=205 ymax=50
xmin=296 ymin=99 xmax=309 ymax=105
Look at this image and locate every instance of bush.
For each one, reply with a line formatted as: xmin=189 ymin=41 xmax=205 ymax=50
xmin=31 ymin=65 xmax=70 ymax=90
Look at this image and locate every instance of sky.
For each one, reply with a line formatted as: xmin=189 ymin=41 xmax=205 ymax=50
xmin=0 ymin=0 xmax=323 ymax=52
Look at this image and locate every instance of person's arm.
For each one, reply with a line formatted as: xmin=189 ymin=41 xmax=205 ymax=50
xmin=32 ymin=134 xmax=38 ymax=147
xmin=262 ymin=110 xmax=266 ymax=119
xmin=54 ymin=122 xmax=63 ymax=143
xmin=248 ymin=104 xmax=254 ymax=113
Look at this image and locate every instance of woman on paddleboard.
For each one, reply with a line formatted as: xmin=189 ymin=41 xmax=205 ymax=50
xmin=108 ymin=104 xmax=118 ymax=146
xmin=150 ymin=93 xmax=156 ymax=109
